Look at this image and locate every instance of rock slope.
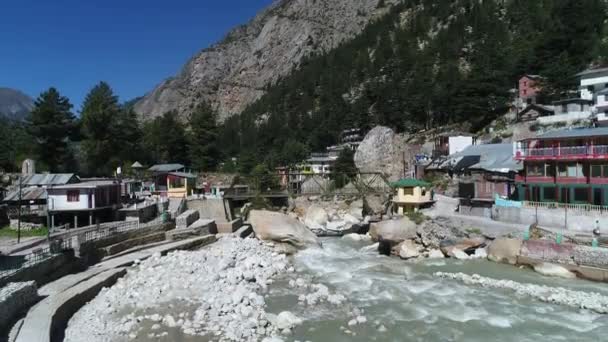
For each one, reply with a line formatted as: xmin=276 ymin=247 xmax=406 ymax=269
xmin=134 ymin=0 xmax=397 ymax=121
xmin=0 ymin=87 xmax=34 ymax=121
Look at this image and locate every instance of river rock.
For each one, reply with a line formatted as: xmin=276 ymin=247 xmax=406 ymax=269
xmin=473 ymin=248 xmax=488 ymax=259
xmin=326 ymin=220 xmax=348 ymax=231
xmin=533 ymin=263 xmax=576 ymax=279
xmin=427 ymin=249 xmax=445 ymax=259
xmin=304 ymin=205 xmax=329 ymax=229
xmin=364 ymin=195 xmax=385 ymax=216
xmin=274 ymin=311 xmax=303 ymax=330
xmin=343 ymin=213 xmax=361 ymax=225
xmin=398 ymin=240 xmax=420 ymax=259
xmin=249 ymin=210 xmax=320 ymax=248
xmin=349 ymin=200 xmax=364 ymax=220
xmin=450 ymin=248 xmax=469 ymax=260
xmin=487 ymin=238 xmax=523 ymax=265
xmin=369 ymin=217 xmax=417 ymax=244
xmin=439 ymin=237 xmax=486 ymax=256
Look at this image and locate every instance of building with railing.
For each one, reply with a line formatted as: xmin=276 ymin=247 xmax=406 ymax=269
xmin=514 ymin=127 xmax=608 ymax=206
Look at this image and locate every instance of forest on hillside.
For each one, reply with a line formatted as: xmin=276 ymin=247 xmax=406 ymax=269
xmin=1 ymin=0 xmax=607 ymax=176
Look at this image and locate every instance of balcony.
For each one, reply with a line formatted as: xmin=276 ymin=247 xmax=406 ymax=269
xmin=515 ymin=145 xmax=608 ymax=160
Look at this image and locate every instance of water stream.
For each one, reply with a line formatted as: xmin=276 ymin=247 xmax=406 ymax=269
xmin=78 ymin=237 xmax=608 ymax=342
xmin=266 ymin=238 xmax=608 ymax=342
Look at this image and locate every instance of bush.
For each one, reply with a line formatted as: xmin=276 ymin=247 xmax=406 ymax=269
xmin=406 ymin=211 xmax=427 ymax=225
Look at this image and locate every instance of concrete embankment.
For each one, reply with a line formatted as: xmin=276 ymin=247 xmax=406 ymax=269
xmin=12 ymin=235 xmax=216 ymax=342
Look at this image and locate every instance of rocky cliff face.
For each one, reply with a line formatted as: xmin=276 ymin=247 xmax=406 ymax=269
xmin=0 ymin=87 xmax=34 ymax=121
xmin=134 ymin=0 xmax=396 ymax=121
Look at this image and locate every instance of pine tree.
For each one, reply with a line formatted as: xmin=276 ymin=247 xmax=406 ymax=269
xmin=143 ymin=111 xmax=189 ymax=165
xmin=81 ymin=82 xmax=122 ymax=175
xmin=27 ymin=87 xmax=76 ymax=172
xmin=188 ymin=102 xmax=220 ymax=171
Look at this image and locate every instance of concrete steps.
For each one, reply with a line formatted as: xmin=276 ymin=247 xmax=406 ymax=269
xmin=100 ymin=231 xmax=167 ymax=258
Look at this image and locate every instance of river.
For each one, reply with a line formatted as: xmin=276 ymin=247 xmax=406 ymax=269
xmin=266 ymin=237 xmax=608 ymax=342
xmin=68 ymin=237 xmax=608 ymax=342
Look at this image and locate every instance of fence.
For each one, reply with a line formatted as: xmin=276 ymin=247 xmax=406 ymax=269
xmin=523 ymin=201 xmax=608 ymax=214
xmin=0 ymin=238 xmax=72 ymax=279
xmin=0 ymin=216 xmax=166 ymax=281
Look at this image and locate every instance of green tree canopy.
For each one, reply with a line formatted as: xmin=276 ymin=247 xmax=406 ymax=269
xmin=188 ymin=102 xmax=220 ymax=171
xmin=27 ymin=87 xmax=76 ymax=172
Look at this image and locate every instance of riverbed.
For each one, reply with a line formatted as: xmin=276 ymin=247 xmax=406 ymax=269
xmin=66 ymin=237 xmax=608 ymax=341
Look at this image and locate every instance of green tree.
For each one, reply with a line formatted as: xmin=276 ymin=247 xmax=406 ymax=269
xmin=188 ymin=103 xmax=220 ymax=171
xmin=27 ymin=87 xmax=76 ymax=172
xmin=332 ymin=148 xmax=357 ymax=189
xmin=142 ymin=111 xmax=189 ymax=165
xmin=81 ymin=82 xmax=122 ymax=175
xmin=250 ymin=163 xmax=279 ymax=192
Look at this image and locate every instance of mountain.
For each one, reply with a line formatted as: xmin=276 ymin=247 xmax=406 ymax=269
xmin=0 ymin=87 xmax=34 ymax=121
xmin=134 ymin=0 xmax=399 ymax=121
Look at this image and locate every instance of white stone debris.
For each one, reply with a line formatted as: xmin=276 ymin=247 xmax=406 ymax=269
xmin=435 ymin=272 xmax=608 ymax=314
xmin=64 ymin=236 xmax=295 ymax=342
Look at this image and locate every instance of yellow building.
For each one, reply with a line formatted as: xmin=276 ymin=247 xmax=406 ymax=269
xmin=391 ymin=178 xmax=434 ymax=214
xmin=167 ymin=172 xmax=196 ymax=198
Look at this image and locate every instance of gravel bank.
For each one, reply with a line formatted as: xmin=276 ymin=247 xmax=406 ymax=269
xmin=65 ymin=237 xmax=295 ymax=342
xmin=435 ymin=272 xmax=608 ymax=314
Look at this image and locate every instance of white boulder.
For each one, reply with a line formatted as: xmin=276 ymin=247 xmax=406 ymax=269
xmin=427 ymin=249 xmax=445 ymax=259
xmin=304 ymin=205 xmax=329 ymax=229
xmin=369 ymin=217 xmax=417 ymax=244
xmin=274 ymin=311 xmax=303 ymax=330
xmin=398 ymin=240 xmax=420 ymax=259
xmin=249 ymin=210 xmax=320 ymax=248
xmin=533 ymin=263 xmax=576 ymax=279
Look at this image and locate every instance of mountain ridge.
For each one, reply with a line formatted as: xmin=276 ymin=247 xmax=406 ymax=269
xmin=0 ymin=87 xmax=34 ymax=121
xmin=134 ymin=0 xmax=398 ymax=121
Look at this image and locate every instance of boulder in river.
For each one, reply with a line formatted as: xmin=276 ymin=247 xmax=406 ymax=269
xmin=533 ymin=263 xmax=576 ymax=279
xmin=249 ymin=210 xmax=320 ymax=248
xmin=398 ymin=240 xmax=420 ymax=259
xmin=304 ymin=205 xmax=329 ymax=229
xmin=369 ymin=217 xmax=417 ymax=244
xmin=440 ymin=237 xmax=486 ymax=256
xmin=427 ymin=249 xmax=445 ymax=259
xmin=487 ymin=238 xmax=522 ymax=265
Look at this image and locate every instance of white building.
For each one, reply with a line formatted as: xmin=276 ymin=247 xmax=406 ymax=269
xmin=47 ymin=180 xmax=122 ymax=228
xmin=578 ymin=67 xmax=608 ymax=101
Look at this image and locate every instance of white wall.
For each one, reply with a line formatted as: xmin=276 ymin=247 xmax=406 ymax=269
xmin=48 ymin=189 xmax=92 ymax=211
xmin=449 ymin=136 xmax=474 ymax=155
xmin=536 ymin=111 xmax=592 ymax=125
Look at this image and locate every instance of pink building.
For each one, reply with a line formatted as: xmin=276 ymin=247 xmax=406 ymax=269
xmin=519 ymin=75 xmax=543 ymax=103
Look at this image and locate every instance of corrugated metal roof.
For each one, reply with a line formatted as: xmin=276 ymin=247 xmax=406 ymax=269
xmin=148 ymin=164 xmax=184 ymax=172
xmin=427 ymin=144 xmax=521 ymax=173
xmin=51 ymin=180 xmax=118 ymax=189
xmin=575 ymin=67 xmax=608 ymax=77
xmin=3 ymin=186 xmax=47 ymax=202
xmin=168 ymin=172 xmax=197 ymax=179
xmin=534 ymin=127 xmax=608 ymax=140
xmin=21 ymin=173 xmax=76 ymax=186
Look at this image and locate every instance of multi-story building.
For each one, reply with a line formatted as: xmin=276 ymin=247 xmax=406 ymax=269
xmin=514 ymin=127 xmax=608 ymax=206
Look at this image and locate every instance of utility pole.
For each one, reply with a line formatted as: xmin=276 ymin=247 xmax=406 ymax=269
xmin=17 ymin=175 xmax=22 ymax=244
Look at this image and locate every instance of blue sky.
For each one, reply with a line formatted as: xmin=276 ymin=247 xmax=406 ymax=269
xmin=0 ymin=0 xmax=274 ymax=113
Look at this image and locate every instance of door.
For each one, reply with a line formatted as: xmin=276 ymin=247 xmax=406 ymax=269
xmin=594 ymin=188 xmax=603 ymax=206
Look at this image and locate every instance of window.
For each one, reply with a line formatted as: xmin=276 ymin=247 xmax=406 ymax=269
xmin=421 ymin=189 xmax=427 ymax=196
xmin=67 ymin=190 xmax=79 ymax=202
xmin=527 ymin=163 xmax=544 ymax=176
xmin=523 ymin=89 xmax=527 ymax=95
xmin=403 ymin=187 xmax=414 ymax=196
xmin=558 ymin=163 xmax=583 ymax=177
xmin=592 ymin=165 xmax=602 ymax=178
xmin=574 ymin=188 xmax=588 ymax=202
xmin=557 ymin=164 xmax=568 ymax=177
xmin=543 ymin=187 xmax=556 ymax=201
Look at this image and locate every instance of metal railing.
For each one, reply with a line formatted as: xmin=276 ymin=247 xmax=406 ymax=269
xmin=523 ymin=201 xmax=608 ymax=214
xmin=518 ymin=145 xmax=608 ymax=158
xmin=0 ymin=238 xmax=72 ymax=279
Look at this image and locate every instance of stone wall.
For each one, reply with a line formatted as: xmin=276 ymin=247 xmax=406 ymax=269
xmin=0 ymin=281 xmax=39 ymax=336
xmin=0 ymin=251 xmax=82 ymax=288
xmin=187 ymin=198 xmax=230 ymax=222
xmin=493 ymin=205 xmax=607 ymax=233
xmin=176 ymin=209 xmax=200 ymax=230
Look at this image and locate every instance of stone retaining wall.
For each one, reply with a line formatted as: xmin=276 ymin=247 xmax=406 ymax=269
xmin=0 ymin=251 xmax=83 ymax=288
xmin=176 ymin=209 xmax=200 ymax=230
xmin=493 ymin=205 xmax=607 ymax=233
xmin=0 ymin=281 xmax=39 ymax=336
xmin=520 ymin=239 xmax=608 ymax=268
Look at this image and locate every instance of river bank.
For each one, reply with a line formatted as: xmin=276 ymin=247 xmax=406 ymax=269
xmin=65 ymin=236 xmax=608 ymax=342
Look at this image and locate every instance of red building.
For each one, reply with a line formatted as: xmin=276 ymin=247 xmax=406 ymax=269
xmin=519 ymin=75 xmax=543 ymax=104
xmin=515 ymin=127 xmax=608 ymax=206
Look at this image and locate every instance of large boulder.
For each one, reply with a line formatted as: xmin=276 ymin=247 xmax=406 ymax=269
xmin=533 ymin=262 xmax=576 ymax=279
xmin=487 ymin=238 xmax=523 ymax=265
xmin=304 ymin=205 xmax=329 ymax=229
xmin=364 ymin=195 xmax=386 ymax=216
xmin=249 ymin=210 xmax=320 ymax=248
xmin=354 ymin=126 xmax=418 ymax=181
xmin=440 ymin=237 xmax=486 ymax=256
xmin=369 ymin=217 xmax=417 ymax=244
xmin=349 ymin=199 xmax=364 ymax=220
xmin=398 ymin=240 xmax=421 ymax=259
